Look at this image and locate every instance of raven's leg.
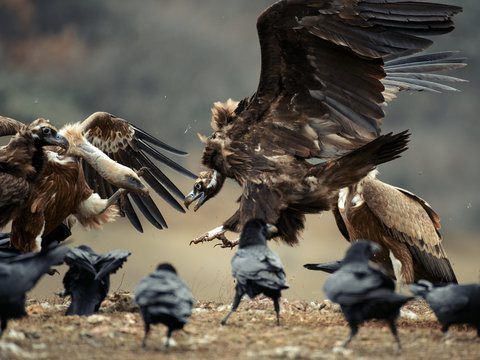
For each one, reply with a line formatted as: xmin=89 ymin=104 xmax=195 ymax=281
xmin=273 ymin=297 xmax=281 ymax=326
xmin=441 ymin=324 xmax=450 ymax=338
xmin=163 ymin=328 xmax=173 ymax=349
xmin=221 ymin=289 xmax=244 ymax=325
xmin=141 ymin=321 xmax=151 ymax=348
xmin=388 ymin=318 xmax=402 ymax=349
xmin=342 ymin=322 xmax=358 ymax=348
xmin=0 ymin=317 xmax=6 ymax=338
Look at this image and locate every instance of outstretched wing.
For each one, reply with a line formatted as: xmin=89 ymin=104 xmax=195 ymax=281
xmin=227 ymin=0 xmax=462 ymax=160
xmin=79 ymin=112 xmax=197 ymax=232
xmin=94 ymin=249 xmax=131 ymax=281
xmin=64 ymin=245 xmax=98 ymax=277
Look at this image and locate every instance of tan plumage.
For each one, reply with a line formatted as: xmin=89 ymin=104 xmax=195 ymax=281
xmin=2 ymin=112 xmax=195 ymax=252
xmin=333 ymin=171 xmax=457 ymax=285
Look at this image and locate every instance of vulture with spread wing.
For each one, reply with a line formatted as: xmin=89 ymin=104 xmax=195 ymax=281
xmin=1 ymin=112 xmax=196 ymax=252
xmin=0 ymin=117 xmax=69 ymax=229
xmin=184 ymin=0 xmax=465 ymax=247
xmin=333 ymin=170 xmax=457 ymax=285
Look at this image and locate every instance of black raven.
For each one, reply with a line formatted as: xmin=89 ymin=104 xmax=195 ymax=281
xmin=409 ymin=279 xmax=480 ymax=337
xmin=221 ymin=219 xmax=289 ymax=326
xmin=62 ymin=245 xmax=131 ymax=316
xmin=134 ymin=263 xmax=194 ymax=349
xmin=0 ymin=243 xmax=69 ymax=337
xmin=303 ymin=260 xmax=342 ymax=274
xmin=323 ymin=240 xmax=413 ymax=349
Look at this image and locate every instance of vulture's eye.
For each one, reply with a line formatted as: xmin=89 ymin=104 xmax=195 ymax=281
xmin=42 ymin=127 xmax=51 ymax=135
xmin=194 ymin=183 xmax=202 ymax=191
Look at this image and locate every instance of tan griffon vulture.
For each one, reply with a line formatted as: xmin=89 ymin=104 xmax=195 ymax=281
xmin=1 ymin=112 xmax=196 ymax=252
xmin=184 ymin=0 xmax=465 ymax=247
xmin=333 ymin=170 xmax=457 ymax=285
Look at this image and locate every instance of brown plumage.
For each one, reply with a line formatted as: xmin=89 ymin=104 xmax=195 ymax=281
xmin=333 ymin=171 xmax=457 ymax=285
xmin=0 ymin=118 xmax=69 ymax=230
xmin=184 ymin=0 xmax=464 ymax=246
xmin=2 ymin=112 xmax=195 ymax=252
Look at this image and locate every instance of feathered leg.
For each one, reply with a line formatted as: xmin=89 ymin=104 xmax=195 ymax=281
xmin=221 ymin=289 xmax=244 ymax=325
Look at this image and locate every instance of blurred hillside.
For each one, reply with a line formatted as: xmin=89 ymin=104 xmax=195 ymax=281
xmin=1 ymin=1 xmax=479 ymax=300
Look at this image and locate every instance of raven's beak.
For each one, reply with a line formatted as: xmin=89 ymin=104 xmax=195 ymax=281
xmin=370 ymin=242 xmax=382 ymax=254
xmin=47 ymin=133 xmax=69 ymax=149
xmin=265 ymin=223 xmax=278 ymax=238
xmin=184 ymin=190 xmax=205 ymax=212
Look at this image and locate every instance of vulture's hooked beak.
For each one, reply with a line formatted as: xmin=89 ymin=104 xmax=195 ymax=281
xmin=184 ymin=190 xmax=205 ymax=212
xmin=48 ymin=133 xmax=69 ymax=149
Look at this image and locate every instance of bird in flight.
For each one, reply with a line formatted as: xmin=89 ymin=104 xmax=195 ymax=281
xmin=184 ymin=0 xmax=465 ymax=248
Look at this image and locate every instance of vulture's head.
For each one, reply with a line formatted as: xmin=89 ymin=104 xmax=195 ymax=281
xmin=29 ymin=119 xmax=69 ymax=149
xmin=113 ymin=167 xmax=149 ymax=196
xmin=184 ymin=170 xmax=225 ymax=211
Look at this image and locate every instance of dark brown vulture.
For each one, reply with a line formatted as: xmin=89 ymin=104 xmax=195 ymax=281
xmin=1 ymin=112 xmax=196 ymax=252
xmin=184 ymin=0 xmax=465 ymax=247
xmin=332 ymin=170 xmax=457 ymax=285
xmin=0 ymin=117 xmax=69 ymax=229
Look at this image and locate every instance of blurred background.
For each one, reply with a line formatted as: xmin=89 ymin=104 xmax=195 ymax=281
xmin=0 ymin=0 xmax=478 ymax=301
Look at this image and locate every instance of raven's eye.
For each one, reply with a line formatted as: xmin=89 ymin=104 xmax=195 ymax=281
xmin=42 ymin=127 xmax=51 ymax=135
xmin=194 ymin=183 xmax=202 ymax=191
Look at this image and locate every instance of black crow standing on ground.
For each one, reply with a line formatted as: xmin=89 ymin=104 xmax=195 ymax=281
xmin=134 ymin=263 xmax=194 ymax=349
xmin=322 ymin=240 xmax=413 ymax=349
xmin=62 ymin=245 xmax=131 ymax=316
xmin=409 ymin=279 xmax=480 ymax=337
xmin=0 ymin=243 xmax=69 ymax=337
xmin=221 ymin=219 xmax=289 ymax=326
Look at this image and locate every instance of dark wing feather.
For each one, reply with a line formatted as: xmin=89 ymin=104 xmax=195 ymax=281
xmin=94 ymin=249 xmax=131 ymax=281
xmin=232 ymin=246 xmax=289 ymax=291
xmin=134 ymin=270 xmax=194 ymax=321
xmin=229 ymin=1 xmax=462 ymax=159
xmin=64 ymin=246 xmax=99 ymax=276
xmin=79 ymin=113 xmax=195 ymax=231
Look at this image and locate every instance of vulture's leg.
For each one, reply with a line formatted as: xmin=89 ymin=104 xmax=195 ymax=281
xmin=190 ymin=226 xmax=231 ymax=246
xmin=214 ymin=237 xmax=239 ymax=249
xmin=101 ymin=188 xmax=129 ymax=213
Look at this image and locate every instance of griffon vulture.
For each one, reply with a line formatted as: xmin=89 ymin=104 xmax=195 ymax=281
xmin=1 ymin=112 xmax=196 ymax=252
xmin=333 ymin=170 xmax=457 ymax=286
xmin=0 ymin=117 xmax=69 ymax=229
xmin=184 ymin=0 xmax=465 ymax=247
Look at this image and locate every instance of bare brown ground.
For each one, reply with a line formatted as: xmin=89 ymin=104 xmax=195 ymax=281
xmin=1 ymin=294 xmax=478 ymax=360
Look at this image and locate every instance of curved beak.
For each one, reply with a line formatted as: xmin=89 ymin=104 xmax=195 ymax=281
xmin=184 ymin=190 xmax=205 ymax=212
xmin=47 ymin=133 xmax=69 ymax=149
xmin=133 ymin=181 xmax=149 ymax=197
